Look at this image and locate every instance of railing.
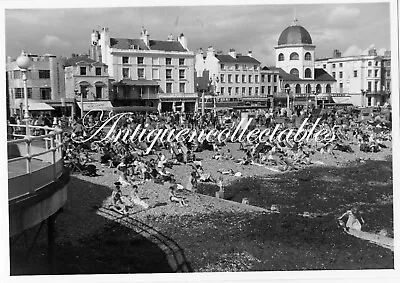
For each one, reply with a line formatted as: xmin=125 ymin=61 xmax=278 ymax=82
xmin=7 ymin=124 xmax=64 ymax=201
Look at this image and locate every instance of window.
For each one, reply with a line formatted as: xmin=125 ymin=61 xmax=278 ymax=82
xmin=368 ymin=97 xmax=372 ymax=106
xmin=248 ymin=87 xmax=252 ymax=95
xmin=305 ymin=52 xmax=312 ymax=60
xmin=368 ymin=61 xmax=372 ymax=67
xmin=261 ymin=74 xmax=265 ymax=82
xmin=242 ymin=87 xmax=246 ymax=95
xmin=179 ymin=69 xmax=185 ymax=79
xmin=228 ymin=87 xmax=232 ymax=95
xmin=339 ymin=83 xmax=343 ymax=92
xmin=255 ymin=75 xmax=259 ymax=83
xmin=235 ymin=87 xmax=240 ymax=94
xmin=80 ymin=86 xmax=88 ymax=98
xmin=387 ymin=81 xmax=391 ymax=90
xmin=332 ymin=63 xmax=336 ymax=68
xmin=166 ymin=83 xmax=173 ymax=93
xmin=242 ymin=75 xmax=246 ymax=83
xmin=278 ymin=53 xmax=284 ymax=61
xmin=13 ymin=70 xmax=21 ymax=79
xmin=220 ymin=87 xmax=225 ymax=94
xmin=290 ymin=52 xmax=299 ymax=60
xmin=332 ymin=72 xmax=336 ymax=79
xmin=268 ymin=86 xmax=271 ymax=94
xmin=166 ymin=58 xmax=172 ymax=65
xmin=122 ymin=57 xmax=129 ymax=64
xmin=354 ymin=70 xmax=358 ymax=77
xmin=80 ymin=67 xmax=86 ymax=76
xmin=386 ymin=61 xmax=391 ymax=67
xmin=339 ymin=71 xmax=343 ymax=79
xmin=387 ymin=70 xmax=391 ymax=77
xmin=368 ymin=81 xmax=372 ymax=91
xmin=375 ymin=70 xmax=379 ymax=77
xmin=267 ymin=75 xmax=271 ymax=82
xmin=137 ymin=57 xmax=144 ymax=65
xmin=40 ymin=88 xmax=51 ymax=100
xmin=273 ymin=86 xmax=277 ymax=93
xmin=339 ymin=63 xmax=343 ymax=67
xmin=235 ymin=74 xmax=240 ymax=83
xmin=375 ymin=61 xmax=379 ymax=66
xmin=39 ymin=70 xmax=51 ymax=79
xmin=235 ymin=64 xmax=239 ymax=70
xmin=304 ymin=68 xmax=312 ymax=78
xmin=152 ymin=57 xmax=159 ymax=65
xmin=179 ymin=83 xmax=185 ymax=93
xmin=290 ymin=68 xmax=299 ymax=77
xmin=261 ymin=86 xmax=265 ymax=94
xmin=274 ymin=75 xmax=277 ymax=83
xmin=14 ymin=88 xmax=32 ymax=99
xmin=179 ymin=58 xmax=185 ymax=66
xmin=248 ymin=75 xmax=252 ymax=83
xmin=326 ymin=84 xmax=331 ymax=93
xmin=374 ymin=81 xmax=378 ymax=92
xmin=220 ymin=64 xmax=225 ymax=70
xmin=95 ymin=67 xmax=102 ymax=76
xmin=220 ymin=74 xmax=225 ymax=83
xmin=323 ymin=64 xmax=326 ymax=68
xmin=228 ymin=74 xmax=232 ymax=83
xmin=316 ymin=84 xmax=321 ymax=93
xmin=138 ymin=68 xmax=145 ymax=79
xmin=122 ymin=68 xmax=130 ymax=78
xmin=368 ymin=70 xmax=372 ymax=77
xmin=96 ymin=86 xmax=102 ymax=99
xmin=150 ymin=69 xmax=158 ymax=80
xmin=254 ymin=65 xmax=258 ymax=71
xmin=255 ymin=87 xmax=259 ymax=95
xmin=166 ymin=69 xmax=172 ymax=79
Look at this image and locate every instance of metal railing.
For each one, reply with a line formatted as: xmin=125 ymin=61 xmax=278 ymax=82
xmin=7 ymin=124 xmax=64 ymax=201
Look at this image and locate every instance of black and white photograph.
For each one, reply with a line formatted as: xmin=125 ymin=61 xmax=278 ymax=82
xmin=1 ymin=0 xmax=399 ymax=282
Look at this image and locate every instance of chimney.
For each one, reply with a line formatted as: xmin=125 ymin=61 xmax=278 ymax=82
xmin=178 ymin=33 xmax=188 ymax=50
xmin=141 ymin=27 xmax=149 ymax=46
xmin=198 ymin=48 xmax=203 ymax=55
xmin=229 ymin=48 xmax=236 ymax=58
xmin=207 ymin=46 xmax=215 ymax=58
xmin=333 ymin=49 xmax=341 ymax=58
xmin=216 ymin=50 xmax=223 ymax=55
xmin=167 ymin=33 xmax=173 ymax=41
xmin=248 ymin=50 xmax=253 ymax=57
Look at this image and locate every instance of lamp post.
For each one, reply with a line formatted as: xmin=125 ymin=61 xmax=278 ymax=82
xmin=16 ymin=51 xmax=32 ymax=136
xmin=285 ymin=87 xmax=290 ymax=115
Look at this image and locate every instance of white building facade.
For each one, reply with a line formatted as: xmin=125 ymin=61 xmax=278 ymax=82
xmin=90 ymin=27 xmax=197 ymax=112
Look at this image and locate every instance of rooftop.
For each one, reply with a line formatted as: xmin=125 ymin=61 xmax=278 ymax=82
xmin=215 ymin=54 xmax=260 ymax=64
xmin=110 ymin=37 xmax=187 ymax=52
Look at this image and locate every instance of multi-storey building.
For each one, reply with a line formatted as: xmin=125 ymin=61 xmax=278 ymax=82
xmin=273 ymin=19 xmax=336 ymax=108
xmin=195 ymin=47 xmax=262 ymax=96
xmin=260 ymin=67 xmax=280 ymax=108
xmin=6 ymin=54 xmax=66 ymax=117
xmin=315 ymin=49 xmax=391 ymax=107
xmin=90 ymin=27 xmax=197 ymax=112
xmin=64 ymin=54 xmax=110 ymax=117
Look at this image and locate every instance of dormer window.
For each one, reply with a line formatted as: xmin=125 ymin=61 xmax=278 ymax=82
xmin=80 ymin=67 xmax=86 ymax=76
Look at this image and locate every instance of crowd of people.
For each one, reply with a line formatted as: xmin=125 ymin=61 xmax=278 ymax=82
xmin=53 ymin=104 xmax=391 ymax=214
xmin=7 ymin=104 xmax=392 ymax=215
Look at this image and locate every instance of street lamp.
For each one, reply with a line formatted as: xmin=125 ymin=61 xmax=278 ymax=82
xmin=16 ymin=51 xmax=32 ymax=135
xmin=285 ymin=86 xmax=290 ymax=115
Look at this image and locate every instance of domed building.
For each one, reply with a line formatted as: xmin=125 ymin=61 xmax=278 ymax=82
xmin=268 ymin=18 xmax=336 ymax=109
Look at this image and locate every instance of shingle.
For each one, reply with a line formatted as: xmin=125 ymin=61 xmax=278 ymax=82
xmin=64 ymin=56 xmax=97 ymax=67
xmin=314 ymin=68 xmax=336 ymax=81
xmin=215 ymin=54 xmax=261 ymax=64
xmin=149 ymin=40 xmax=187 ymax=52
xmin=110 ymin=38 xmax=149 ymax=50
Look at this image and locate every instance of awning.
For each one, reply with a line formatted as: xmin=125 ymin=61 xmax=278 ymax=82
xmin=24 ymin=102 xmax=55 ymax=111
xmin=76 ymin=101 xmax=113 ymax=111
xmin=333 ymin=96 xmax=352 ymax=104
xmin=114 ymin=79 xmax=159 ymax=86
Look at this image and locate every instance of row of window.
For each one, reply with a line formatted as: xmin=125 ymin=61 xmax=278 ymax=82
xmin=165 ymin=82 xmax=186 ymax=93
xmin=79 ymin=67 xmax=104 ymax=76
xmin=323 ymin=61 xmax=384 ymax=69
xmin=261 ymin=74 xmax=278 ymax=83
xmin=220 ymin=74 xmax=261 ymax=84
xmin=13 ymin=88 xmax=50 ymax=99
xmin=10 ymin=70 xmax=51 ymax=80
xmin=278 ymin=52 xmax=312 ymax=61
xmin=122 ymin=68 xmax=186 ymax=80
xmin=219 ymin=86 xmax=278 ymax=96
xmin=122 ymin=56 xmax=186 ymax=66
xmin=284 ymin=84 xmax=332 ymax=94
xmin=79 ymin=85 xmax=103 ymax=99
xmin=220 ymin=64 xmax=259 ymax=71
xmin=289 ymin=68 xmax=312 ymax=78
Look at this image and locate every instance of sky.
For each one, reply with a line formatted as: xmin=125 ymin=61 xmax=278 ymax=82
xmin=4 ymin=2 xmax=391 ymax=66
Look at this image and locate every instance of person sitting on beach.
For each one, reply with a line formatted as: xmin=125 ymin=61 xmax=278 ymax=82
xmin=169 ymin=186 xmax=188 ymax=206
xmin=338 ymin=207 xmax=365 ymax=231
